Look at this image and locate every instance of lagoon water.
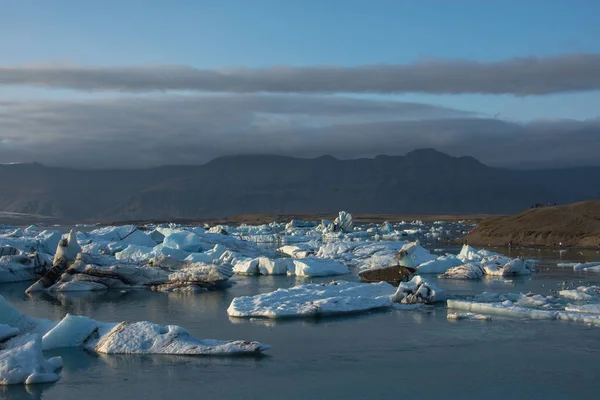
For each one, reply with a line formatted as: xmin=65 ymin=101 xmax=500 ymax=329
xmin=2 ymin=247 xmax=600 ymax=400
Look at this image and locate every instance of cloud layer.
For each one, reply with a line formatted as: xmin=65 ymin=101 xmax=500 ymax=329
xmin=2 ymin=53 xmax=600 ymax=95
xmin=1 ymin=94 xmax=598 ymax=169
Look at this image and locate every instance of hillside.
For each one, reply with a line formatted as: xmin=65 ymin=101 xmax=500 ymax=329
xmin=1 ymin=149 xmax=600 ymax=222
xmin=463 ymin=201 xmax=600 ymax=248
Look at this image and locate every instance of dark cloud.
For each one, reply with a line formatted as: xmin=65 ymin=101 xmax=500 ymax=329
xmin=2 ymin=53 xmax=600 ymax=95
xmin=0 ymin=94 xmax=598 ymax=169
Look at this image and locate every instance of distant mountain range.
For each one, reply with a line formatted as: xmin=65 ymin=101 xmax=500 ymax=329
xmin=2 ymin=149 xmax=600 ymax=222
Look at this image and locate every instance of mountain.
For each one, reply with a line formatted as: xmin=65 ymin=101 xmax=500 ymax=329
xmin=1 ymin=149 xmax=600 ymax=222
xmin=464 ymin=200 xmax=600 ymax=248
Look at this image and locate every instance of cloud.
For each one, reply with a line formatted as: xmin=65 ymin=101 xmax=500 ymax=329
xmin=1 ymin=94 xmax=599 ymax=169
xmin=2 ymin=53 xmax=600 ymax=95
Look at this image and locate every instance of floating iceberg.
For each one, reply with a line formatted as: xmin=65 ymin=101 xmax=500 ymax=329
xmin=333 ymin=211 xmax=354 ymax=233
xmin=394 ymin=241 xmax=437 ymax=268
xmin=441 ymin=245 xmax=536 ymax=280
xmin=447 ymin=313 xmax=491 ymax=321
xmin=447 ymin=286 xmax=600 ymax=327
xmin=0 ymin=293 xmax=269 ymax=385
xmin=417 ymin=255 xmax=463 ymax=274
xmin=1 ymin=333 xmax=63 ymax=385
xmin=228 ymin=281 xmax=396 ymax=318
xmin=232 ymin=256 xmax=348 ymax=277
xmin=391 ymin=276 xmax=446 ymax=304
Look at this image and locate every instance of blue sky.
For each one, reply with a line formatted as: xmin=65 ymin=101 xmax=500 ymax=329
xmin=2 ymin=0 xmax=600 ymax=119
xmin=1 ymin=1 xmax=600 ymax=168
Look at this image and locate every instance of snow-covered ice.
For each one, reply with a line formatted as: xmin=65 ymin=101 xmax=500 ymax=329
xmin=228 ymin=281 xmax=396 ymax=318
xmin=1 ymin=333 xmax=63 ymax=385
xmin=0 ymin=293 xmax=269 ymax=382
xmin=391 ymin=276 xmax=446 ymax=304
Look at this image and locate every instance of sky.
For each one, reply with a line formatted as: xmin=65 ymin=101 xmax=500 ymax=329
xmin=1 ymin=0 xmax=600 ymax=169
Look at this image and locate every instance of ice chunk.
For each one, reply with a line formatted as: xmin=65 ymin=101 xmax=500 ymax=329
xmin=333 ymin=211 xmax=354 ymax=233
xmin=257 ymin=257 xmax=293 ymax=275
xmin=417 ymin=255 xmax=463 ymax=274
xmin=0 ymin=295 xmax=269 ymax=357
xmin=457 ymin=245 xmax=500 ymax=262
xmin=278 ymin=244 xmax=315 ymax=258
xmin=285 ymin=220 xmax=317 ymax=230
xmin=163 ymin=231 xmax=202 ymax=253
xmin=0 ymin=296 xmax=57 ymax=336
xmin=54 ymin=229 xmax=81 ymax=265
xmin=573 ymin=262 xmax=600 ymax=271
xmin=447 ymin=300 xmax=558 ymax=320
xmin=0 ymin=334 xmax=63 ymax=385
xmin=447 ymin=313 xmax=491 ymax=321
xmin=34 ymin=230 xmax=62 ymax=255
xmin=0 ymin=253 xmax=51 ymax=283
xmin=290 ymin=257 xmax=350 ymax=277
xmin=394 ymin=241 xmax=436 ymax=268
xmin=228 ymin=281 xmax=395 ymax=318
xmin=391 ymin=276 xmax=446 ymax=304
xmin=564 ymin=304 xmax=600 ymax=314
xmin=559 ymin=289 xmax=593 ymax=301
xmin=441 ymin=263 xmax=485 ymax=280
xmin=41 ymin=314 xmax=115 ymax=350
xmin=379 ymin=221 xmax=394 ymax=234
xmin=86 ymin=225 xmax=157 ymax=247
xmin=0 ymin=325 xmax=19 ymax=342
xmin=94 ymin=322 xmax=269 ymax=355
xmin=232 ymin=258 xmax=259 ymax=275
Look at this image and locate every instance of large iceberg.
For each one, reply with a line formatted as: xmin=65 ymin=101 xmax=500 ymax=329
xmin=227 ymin=281 xmax=396 ymax=318
xmin=391 ymin=276 xmax=446 ymax=304
xmin=1 ymin=333 xmax=63 ymax=385
xmin=447 ymin=285 xmax=600 ymax=327
xmin=394 ymin=241 xmax=437 ymax=268
xmin=0 ymin=293 xmax=269 ymax=386
xmin=27 ymin=253 xmax=234 ymax=293
xmin=440 ymin=245 xmax=536 ymax=280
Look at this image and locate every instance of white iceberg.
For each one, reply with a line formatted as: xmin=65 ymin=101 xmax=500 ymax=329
xmin=417 ymin=255 xmax=463 ymax=274
xmin=227 ymin=281 xmax=395 ymax=318
xmin=0 ymin=253 xmax=52 ymax=283
xmin=447 ymin=313 xmax=491 ymax=321
xmin=81 ymin=225 xmax=157 ymax=248
xmin=0 ymin=294 xmax=270 ymax=367
xmin=391 ymin=276 xmax=446 ymax=304
xmin=333 ymin=211 xmax=354 ymax=233
xmin=232 ymin=256 xmax=348 ymax=277
xmin=163 ymin=231 xmax=202 ymax=253
xmin=1 ymin=333 xmax=63 ymax=385
xmin=394 ymin=241 xmax=436 ymax=268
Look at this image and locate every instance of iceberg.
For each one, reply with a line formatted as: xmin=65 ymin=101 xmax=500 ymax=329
xmin=227 ymin=281 xmax=396 ymax=318
xmin=0 ymin=294 xmax=269 ymax=371
xmin=333 ymin=211 xmax=354 ymax=233
xmin=82 ymin=225 xmax=157 ymax=248
xmin=394 ymin=241 xmax=436 ymax=268
xmin=417 ymin=255 xmax=463 ymax=274
xmin=232 ymin=256 xmax=348 ymax=277
xmin=0 ymin=253 xmax=52 ymax=283
xmin=391 ymin=276 xmax=446 ymax=304
xmin=1 ymin=333 xmax=63 ymax=385
xmin=447 ymin=313 xmax=491 ymax=321
xmin=162 ymin=231 xmax=202 ymax=253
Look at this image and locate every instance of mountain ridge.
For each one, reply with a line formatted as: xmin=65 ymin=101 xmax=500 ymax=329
xmin=2 ymin=149 xmax=600 ymax=222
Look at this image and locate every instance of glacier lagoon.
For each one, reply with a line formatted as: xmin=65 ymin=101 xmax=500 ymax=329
xmin=2 ymin=245 xmax=600 ymax=400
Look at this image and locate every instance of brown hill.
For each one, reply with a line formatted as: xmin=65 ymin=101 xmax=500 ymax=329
xmin=463 ymin=201 xmax=600 ymax=248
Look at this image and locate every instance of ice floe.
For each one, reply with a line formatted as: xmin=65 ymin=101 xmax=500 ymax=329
xmin=448 ymin=285 xmax=600 ymax=327
xmin=227 ymin=281 xmax=396 ymax=318
xmin=391 ymin=276 xmax=446 ymax=304
xmin=447 ymin=313 xmax=491 ymax=321
xmin=0 ymin=293 xmax=269 ymax=385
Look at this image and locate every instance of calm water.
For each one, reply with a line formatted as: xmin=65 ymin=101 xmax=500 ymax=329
xmin=2 ymin=247 xmax=600 ymax=400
